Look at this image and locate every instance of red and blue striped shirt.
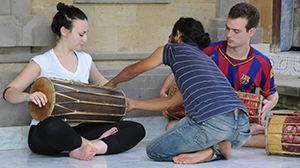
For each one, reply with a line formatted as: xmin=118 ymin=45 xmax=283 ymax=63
xmin=203 ymin=40 xmax=276 ymax=98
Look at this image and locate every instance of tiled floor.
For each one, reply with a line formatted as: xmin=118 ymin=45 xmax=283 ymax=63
xmin=1 ymin=116 xmax=300 ymax=168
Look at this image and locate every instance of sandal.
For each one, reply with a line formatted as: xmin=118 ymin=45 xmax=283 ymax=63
xmin=210 ymin=147 xmax=225 ymax=161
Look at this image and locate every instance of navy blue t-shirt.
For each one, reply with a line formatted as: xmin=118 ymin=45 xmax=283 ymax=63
xmin=163 ymin=42 xmax=248 ymax=123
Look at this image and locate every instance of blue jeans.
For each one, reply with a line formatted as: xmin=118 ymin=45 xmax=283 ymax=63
xmin=146 ymin=109 xmax=251 ymax=161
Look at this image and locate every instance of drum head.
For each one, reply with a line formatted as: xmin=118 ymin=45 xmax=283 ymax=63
xmin=28 ymin=77 xmax=55 ymax=121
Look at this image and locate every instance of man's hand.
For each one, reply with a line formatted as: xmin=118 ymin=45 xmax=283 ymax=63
xmin=104 ymin=81 xmax=117 ymax=88
xmin=126 ymin=97 xmax=134 ymax=112
xmin=261 ymin=99 xmax=271 ymax=124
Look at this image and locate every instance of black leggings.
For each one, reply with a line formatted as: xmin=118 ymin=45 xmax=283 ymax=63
xmin=28 ymin=117 xmax=145 ymax=155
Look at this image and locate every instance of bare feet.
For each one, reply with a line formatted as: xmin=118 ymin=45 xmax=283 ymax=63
xmin=173 ymin=148 xmax=213 ymax=164
xmin=69 ymin=142 xmax=98 ymax=161
xmin=218 ymin=140 xmax=231 ymax=159
xmin=99 ymin=127 xmax=118 ymax=140
xmin=250 ymin=124 xmax=265 ymax=135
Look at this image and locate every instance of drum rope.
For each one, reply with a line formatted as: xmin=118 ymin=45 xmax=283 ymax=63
xmin=50 ymin=108 xmax=125 ymax=117
xmin=53 ymin=83 xmax=126 ymax=99
xmin=54 ymin=92 xmax=126 ymax=107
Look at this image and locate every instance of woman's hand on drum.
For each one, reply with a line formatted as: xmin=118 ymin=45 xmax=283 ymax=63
xmin=27 ymin=91 xmax=48 ymax=107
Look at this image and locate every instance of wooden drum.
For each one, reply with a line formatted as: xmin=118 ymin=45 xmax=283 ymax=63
xmin=28 ymin=77 xmax=127 ymax=123
xmin=236 ymin=92 xmax=263 ymax=124
xmin=265 ymin=112 xmax=300 ymax=156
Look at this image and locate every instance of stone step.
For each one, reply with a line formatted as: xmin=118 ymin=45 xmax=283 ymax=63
xmin=275 ymin=74 xmax=300 ymax=111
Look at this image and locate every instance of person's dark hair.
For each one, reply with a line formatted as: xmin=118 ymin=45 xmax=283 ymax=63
xmin=51 ymin=2 xmax=88 ymax=37
xmin=228 ymin=2 xmax=260 ymax=31
xmin=172 ymin=17 xmax=211 ymax=49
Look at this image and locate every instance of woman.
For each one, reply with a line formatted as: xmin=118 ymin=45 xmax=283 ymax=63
xmin=2 ymin=2 xmax=145 ymax=161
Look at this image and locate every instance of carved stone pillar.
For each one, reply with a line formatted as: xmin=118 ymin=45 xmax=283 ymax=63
xmin=0 ymin=0 xmax=55 ymax=52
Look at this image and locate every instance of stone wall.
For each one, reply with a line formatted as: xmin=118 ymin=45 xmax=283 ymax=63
xmin=30 ymin=0 xmax=216 ymax=53
xmin=274 ymin=74 xmax=300 ymax=111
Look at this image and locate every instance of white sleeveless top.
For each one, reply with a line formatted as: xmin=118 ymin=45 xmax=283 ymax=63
xmin=30 ymin=49 xmax=93 ymax=125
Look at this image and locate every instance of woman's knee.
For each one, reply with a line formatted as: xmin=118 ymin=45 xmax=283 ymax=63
xmin=122 ymin=121 xmax=146 ymax=139
xmin=36 ymin=117 xmax=67 ymax=136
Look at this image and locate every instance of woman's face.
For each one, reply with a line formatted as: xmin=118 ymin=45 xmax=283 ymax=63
xmin=64 ymin=19 xmax=89 ymax=51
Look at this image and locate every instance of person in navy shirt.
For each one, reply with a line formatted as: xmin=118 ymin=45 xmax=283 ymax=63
xmin=105 ymin=17 xmax=251 ymax=164
xmin=160 ymin=2 xmax=279 ymax=149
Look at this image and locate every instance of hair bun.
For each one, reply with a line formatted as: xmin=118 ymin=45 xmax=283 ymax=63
xmin=56 ymin=2 xmax=67 ymax=11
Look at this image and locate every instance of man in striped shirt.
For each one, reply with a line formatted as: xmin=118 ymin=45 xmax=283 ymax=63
xmin=160 ymin=2 xmax=279 ymax=149
xmin=105 ymin=17 xmax=251 ymax=164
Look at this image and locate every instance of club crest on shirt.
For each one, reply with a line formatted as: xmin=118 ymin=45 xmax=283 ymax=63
xmin=240 ymin=74 xmax=250 ymax=85
xmin=270 ymin=69 xmax=274 ymax=78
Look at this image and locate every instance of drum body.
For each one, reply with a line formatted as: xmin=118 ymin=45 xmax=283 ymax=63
xmin=167 ymin=82 xmax=187 ymax=121
xmin=236 ymin=92 xmax=263 ymax=124
xmin=265 ymin=112 xmax=300 ymax=156
xmin=28 ymin=77 xmax=126 ymax=123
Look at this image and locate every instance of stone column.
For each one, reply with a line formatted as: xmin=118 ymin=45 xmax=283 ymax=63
xmin=208 ymin=0 xmax=263 ymax=43
xmin=0 ymin=0 xmax=55 ymax=50
xmin=292 ymin=0 xmax=300 ymax=49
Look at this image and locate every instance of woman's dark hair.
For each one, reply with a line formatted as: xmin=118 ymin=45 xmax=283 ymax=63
xmin=171 ymin=17 xmax=211 ymax=48
xmin=228 ymin=2 xmax=260 ymax=31
xmin=51 ymin=2 xmax=88 ymax=37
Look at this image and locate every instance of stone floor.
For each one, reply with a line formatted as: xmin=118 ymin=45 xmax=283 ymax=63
xmin=2 ymin=141 xmax=300 ymax=168
xmin=1 ymin=116 xmax=300 ymax=168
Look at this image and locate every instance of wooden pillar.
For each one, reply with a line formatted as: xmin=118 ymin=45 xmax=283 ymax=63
xmin=271 ymin=0 xmax=282 ymax=53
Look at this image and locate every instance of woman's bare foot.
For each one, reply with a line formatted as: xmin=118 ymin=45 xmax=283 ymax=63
xmin=69 ymin=142 xmax=98 ymax=161
xmin=173 ymin=148 xmax=213 ymax=164
xmin=218 ymin=140 xmax=231 ymax=159
xmin=99 ymin=127 xmax=118 ymax=140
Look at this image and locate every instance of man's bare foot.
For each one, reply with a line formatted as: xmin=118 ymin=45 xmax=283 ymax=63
xmin=173 ymin=148 xmax=213 ymax=164
xmin=250 ymin=124 xmax=265 ymax=135
xmin=218 ymin=140 xmax=231 ymax=159
xmin=69 ymin=143 xmax=98 ymax=161
xmin=99 ymin=127 xmax=118 ymax=140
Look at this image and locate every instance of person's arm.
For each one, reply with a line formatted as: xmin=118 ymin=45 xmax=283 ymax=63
xmin=127 ymin=89 xmax=184 ymax=112
xmin=88 ymin=62 xmax=109 ymax=86
xmin=3 ymin=61 xmax=47 ymax=107
xmin=261 ymin=91 xmax=279 ymax=121
xmin=158 ymin=73 xmax=175 ymax=98
xmin=105 ymin=46 xmax=164 ymax=88
xmin=158 ymin=73 xmax=175 ymax=118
